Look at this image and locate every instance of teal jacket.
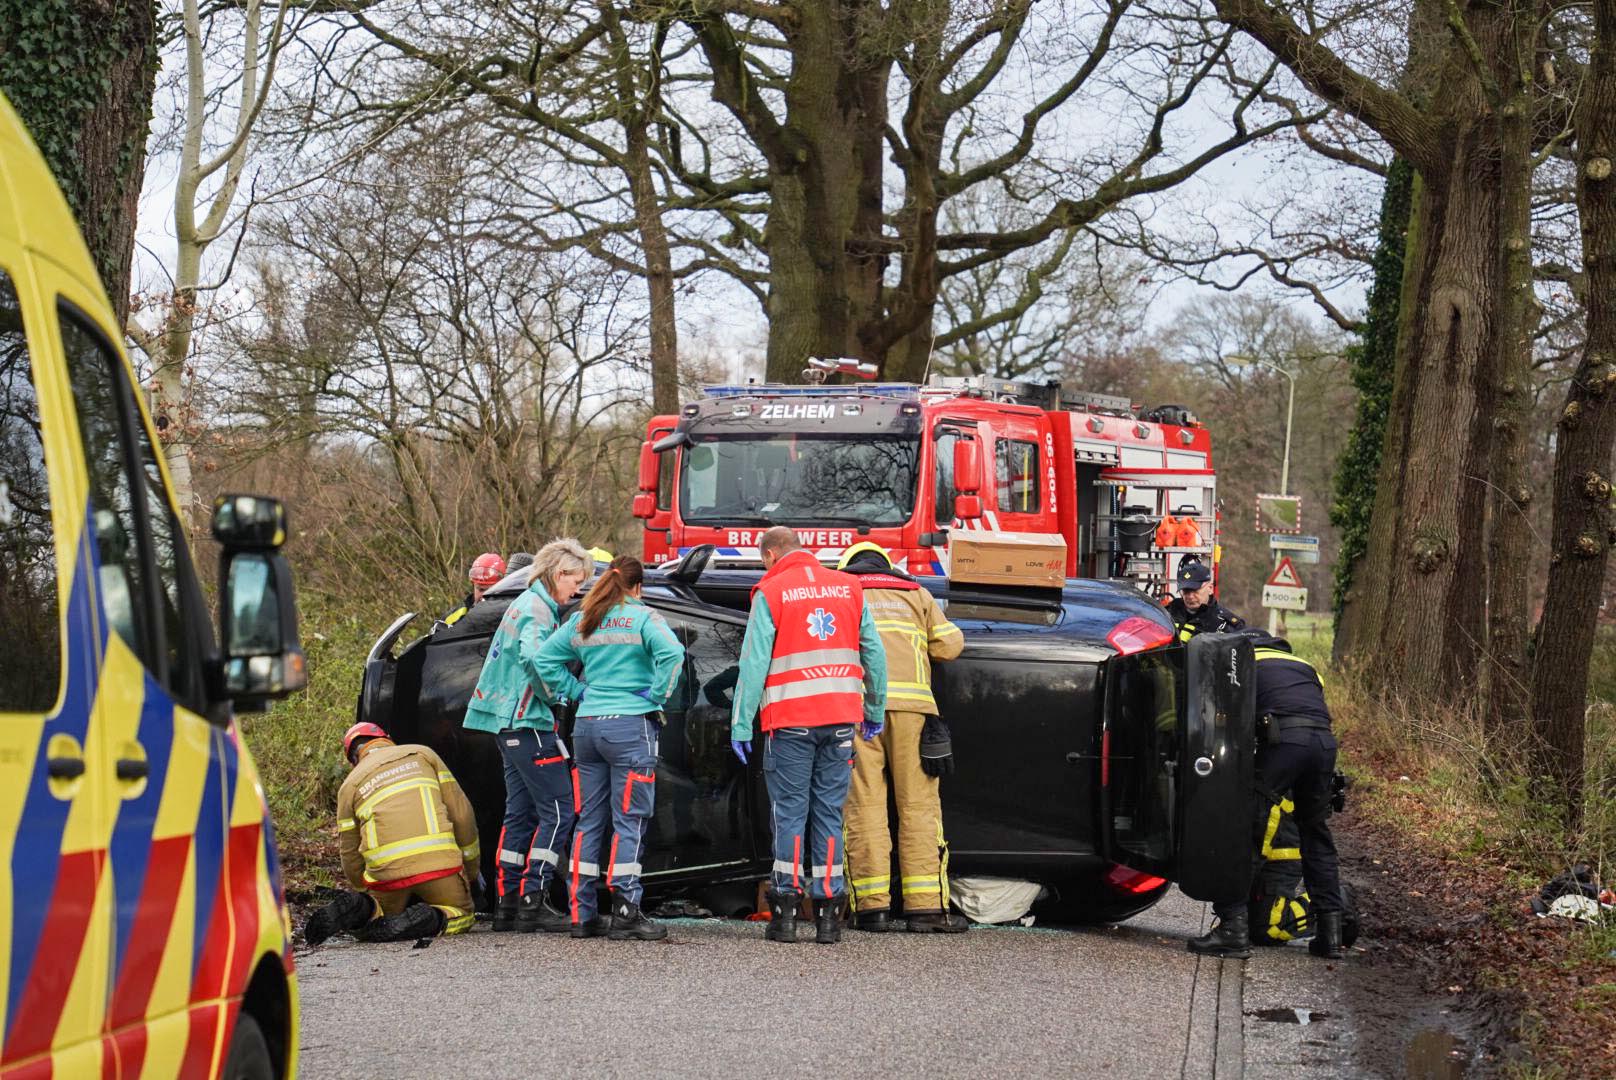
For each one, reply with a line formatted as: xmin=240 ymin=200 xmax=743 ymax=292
xmin=729 ymin=591 xmax=887 ymax=741
xmin=463 ymin=582 xmax=564 ymax=733
xmin=534 ymin=599 xmax=686 ymax=718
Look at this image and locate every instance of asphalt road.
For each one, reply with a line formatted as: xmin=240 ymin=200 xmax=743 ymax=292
xmin=295 ymin=889 xmax=1242 ymax=1079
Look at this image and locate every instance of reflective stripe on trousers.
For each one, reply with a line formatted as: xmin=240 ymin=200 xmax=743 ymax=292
xmin=496 ymin=727 xmax=577 ymax=897
xmin=764 ymin=724 xmax=855 ymax=900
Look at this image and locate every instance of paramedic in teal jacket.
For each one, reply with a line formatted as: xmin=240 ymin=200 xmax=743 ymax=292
xmin=535 ymin=555 xmax=686 ymax=941
xmin=463 ymin=538 xmax=593 ymax=932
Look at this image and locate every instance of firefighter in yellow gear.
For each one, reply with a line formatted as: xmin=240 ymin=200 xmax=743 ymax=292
xmin=304 ymin=722 xmax=483 ymax=945
xmin=836 ymin=542 xmax=968 ymax=933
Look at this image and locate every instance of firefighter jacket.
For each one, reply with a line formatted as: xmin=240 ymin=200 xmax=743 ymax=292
xmin=730 ymin=549 xmax=887 ymax=739
xmin=464 ymin=580 xmax=564 ymax=733
xmin=534 ymin=599 xmax=685 ymax=718
xmin=337 ymin=741 xmax=480 ymax=891
xmin=1165 ymin=596 xmax=1245 ymax=642
xmin=845 ymin=568 xmax=963 ymax=715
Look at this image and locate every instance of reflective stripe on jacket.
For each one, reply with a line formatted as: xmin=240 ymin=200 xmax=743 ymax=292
xmin=860 ymin=574 xmax=963 ymax=715
xmin=731 ymin=549 xmax=887 ymax=736
xmin=336 ymin=742 xmax=480 ymax=890
xmin=534 ymin=599 xmax=685 ymax=718
xmin=464 ymin=581 xmax=563 ymax=733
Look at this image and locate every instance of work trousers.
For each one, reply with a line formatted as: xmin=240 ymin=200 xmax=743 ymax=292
xmin=568 ymin=713 xmax=659 ymax=922
xmin=495 ymin=728 xmax=576 ymax=899
xmin=844 ymin=710 xmax=948 ymax=914
xmin=370 ymin=870 xmax=475 ymax=936
xmin=765 ymin=724 xmax=855 ymax=900
xmin=1215 ymin=730 xmax=1344 ymax=920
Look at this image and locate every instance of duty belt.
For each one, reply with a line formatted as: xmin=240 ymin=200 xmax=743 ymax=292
xmin=1260 ymin=713 xmax=1331 ymax=745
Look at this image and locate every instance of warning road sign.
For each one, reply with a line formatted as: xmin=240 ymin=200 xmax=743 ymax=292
xmin=1266 ymin=556 xmax=1304 ymax=589
xmin=1263 ymin=585 xmax=1308 ymax=611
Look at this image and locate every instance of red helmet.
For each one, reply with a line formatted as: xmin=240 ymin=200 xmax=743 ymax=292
xmin=343 ymin=721 xmax=388 ymax=762
xmin=469 ymin=552 xmax=506 ymax=587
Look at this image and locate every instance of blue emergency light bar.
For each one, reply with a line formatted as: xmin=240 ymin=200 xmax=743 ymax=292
xmin=701 ymin=383 xmax=921 ymax=400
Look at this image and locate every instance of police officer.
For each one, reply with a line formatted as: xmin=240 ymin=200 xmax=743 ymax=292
xmin=731 ymin=527 xmax=887 ymax=944
xmin=1190 ymin=630 xmax=1345 ymax=960
xmin=836 ymin=542 xmax=967 ymax=933
xmin=536 ymin=555 xmax=686 ymax=940
xmin=463 ymin=538 xmax=592 ymax=933
xmin=1165 ymin=560 xmax=1244 ymax=641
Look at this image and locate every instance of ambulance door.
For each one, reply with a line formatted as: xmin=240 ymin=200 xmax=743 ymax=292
xmin=1099 ymin=633 xmax=1255 ymax=901
xmin=0 ymin=253 xmax=107 ymax=1074
xmin=52 ymin=288 xmax=233 ymax=1073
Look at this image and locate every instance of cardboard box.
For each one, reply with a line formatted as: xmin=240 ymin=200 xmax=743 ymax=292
xmin=948 ymin=531 xmax=1068 ymax=588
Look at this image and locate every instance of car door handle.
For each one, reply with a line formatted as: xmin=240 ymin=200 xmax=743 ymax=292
xmin=116 ymin=758 xmax=149 ymax=781
xmin=47 ymin=756 xmax=86 ymax=780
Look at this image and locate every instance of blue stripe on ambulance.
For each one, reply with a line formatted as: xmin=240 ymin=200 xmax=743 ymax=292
xmin=6 ymin=511 xmax=102 ymax=1037
xmin=106 ymin=672 xmax=175 ymax=986
xmin=188 ymin=727 xmax=232 ymax=980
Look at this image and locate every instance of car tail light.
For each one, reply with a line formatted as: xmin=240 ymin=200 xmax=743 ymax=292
xmin=1105 ymin=864 xmax=1167 ymax=894
xmin=1106 ymin=616 xmax=1173 ymax=655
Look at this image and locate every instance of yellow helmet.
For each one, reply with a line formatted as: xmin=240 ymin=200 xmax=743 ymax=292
xmin=587 ymin=546 xmax=614 ymax=563
xmin=837 ymin=541 xmax=892 ymax=571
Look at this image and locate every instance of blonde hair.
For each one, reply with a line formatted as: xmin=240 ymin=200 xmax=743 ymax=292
xmin=528 ymin=538 xmax=593 ymax=595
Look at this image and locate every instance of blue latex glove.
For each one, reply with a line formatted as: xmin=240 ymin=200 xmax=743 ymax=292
xmin=634 ymin=687 xmax=654 ymax=702
xmin=731 ymin=739 xmax=752 ymax=764
xmin=860 ymin=720 xmax=882 ymax=741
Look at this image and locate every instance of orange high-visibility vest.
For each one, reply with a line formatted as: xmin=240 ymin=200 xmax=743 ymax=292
xmin=755 ymin=550 xmax=867 ymax=732
xmin=1155 ymin=515 xmax=1178 ymax=548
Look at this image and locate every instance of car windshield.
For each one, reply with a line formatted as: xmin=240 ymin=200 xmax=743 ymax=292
xmin=679 ymin=434 xmax=920 ymax=526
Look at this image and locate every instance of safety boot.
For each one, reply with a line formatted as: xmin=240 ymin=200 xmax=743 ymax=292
xmin=515 ymin=892 xmax=570 ymax=934
xmin=607 ymin=895 xmax=668 ymax=941
xmin=1188 ymin=911 xmax=1252 ymax=959
xmin=1308 ymin=912 xmax=1345 ymax=959
xmin=815 ymin=896 xmax=846 ymax=944
xmin=303 ymin=890 xmax=374 ymax=947
xmin=907 ymin=911 xmax=970 ymax=934
xmin=570 ymin=914 xmax=611 ymax=938
xmin=492 ymin=893 xmax=519 ymax=933
xmin=853 ymin=909 xmax=895 ymax=933
xmin=766 ymin=890 xmax=801 ymax=943
xmin=357 ymin=903 xmax=445 ymax=943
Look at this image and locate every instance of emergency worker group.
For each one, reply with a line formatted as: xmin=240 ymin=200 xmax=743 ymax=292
xmin=305 ymin=536 xmax=1345 ymax=959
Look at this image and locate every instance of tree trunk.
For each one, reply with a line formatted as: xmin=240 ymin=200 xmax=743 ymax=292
xmin=625 ymin=121 xmax=679 ymax=416
xmin=0 ymin=0 xmax=157 ymax=325
xmin=1528 ymin=0 xmax=1616 ymax=825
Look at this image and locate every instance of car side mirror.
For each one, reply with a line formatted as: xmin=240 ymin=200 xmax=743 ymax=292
xmin=953 ymin=439 xmax=982 ymax=494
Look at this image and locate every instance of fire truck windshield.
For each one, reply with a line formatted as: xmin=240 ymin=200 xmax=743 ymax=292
xmin=679 ymin=434 xmax=920 ymax=527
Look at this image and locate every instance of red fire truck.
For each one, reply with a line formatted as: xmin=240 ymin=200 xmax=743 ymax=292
xmin=632 ymin=373 xmax=1218 ymax=594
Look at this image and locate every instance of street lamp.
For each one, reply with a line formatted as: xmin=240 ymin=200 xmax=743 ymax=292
xmin=1226 ymin=353 xmax=1299 ymax=634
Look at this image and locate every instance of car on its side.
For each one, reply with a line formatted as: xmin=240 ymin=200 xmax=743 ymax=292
xmin=356 ymin=546 xmax=1256 ymax=924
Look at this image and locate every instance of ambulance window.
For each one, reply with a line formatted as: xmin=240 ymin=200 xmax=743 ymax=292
xmin=59 ymin=304 xmax=196 ymax=701
xmin=995 ymin=438 xmax=1041 ymax=514
xmin=0 ymin=271 xmax=61 ymax=711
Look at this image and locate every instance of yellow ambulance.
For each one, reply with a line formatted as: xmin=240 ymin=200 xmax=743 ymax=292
xmin=0 ymin=93 xmax=305 ymax=1078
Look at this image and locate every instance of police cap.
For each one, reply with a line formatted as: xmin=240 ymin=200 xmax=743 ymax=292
xmin=1175 ymin=560 xmax=1212 ymax=591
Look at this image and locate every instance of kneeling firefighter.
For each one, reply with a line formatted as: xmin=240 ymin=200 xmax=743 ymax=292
xmin=1189 ymin=630 xmax=1346 ymax=960
xmin=836 ymin=542 xmax=968 ymax=933
xmin=304 ymin=724 xmax=482 ymax=945
xmin=535 ymin=555 xmax=686 ymax=940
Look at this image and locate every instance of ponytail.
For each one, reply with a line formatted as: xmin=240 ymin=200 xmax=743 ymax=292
xmin=579 ymin=555 xmax=645 ymax=636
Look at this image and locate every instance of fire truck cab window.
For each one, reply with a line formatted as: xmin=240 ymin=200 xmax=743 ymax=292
xmin=934 ymin=430 xmax=958 ymax=524
xmin=679 ymin=434 xmax=919 ymax=527
xmin=996 ymin=438 xmax=1041 ymax=514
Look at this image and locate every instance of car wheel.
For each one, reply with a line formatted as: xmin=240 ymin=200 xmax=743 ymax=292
xmin=222 ymin=1014 xmax=275 ymax=1080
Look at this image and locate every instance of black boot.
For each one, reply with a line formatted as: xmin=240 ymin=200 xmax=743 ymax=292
xmin=907 ymin=911 xmax=969 ymax=934
xmin=816 ymin=896 xmax=846 ymax=944
xmin=303 ymin=890 xmax=374 ymax=947
xmin=607 ymin=894 xmax=668 ymax=941
xmin=357 ymin=903 xmax=446 ymax=943
xmin=1309 ymin=911 xmax=1344 ymax=959
xmin=853 ymin=909 xmax=895 ymax=933
xmin=1188 ymin=911 xmax=1253 ymax=959
xmin=766 ymin=890 xmax=801 ymax=943
xmin=515 ymin=892 xmax=570 ymax=934
xmin=570 ymin=914 xmax=611 ymax=938
xmin=492 ymin=894 xmax=519 ymax=933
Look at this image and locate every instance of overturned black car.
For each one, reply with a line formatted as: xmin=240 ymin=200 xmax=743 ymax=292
xmin=355 ymin=548 xmax=1257 ymax=923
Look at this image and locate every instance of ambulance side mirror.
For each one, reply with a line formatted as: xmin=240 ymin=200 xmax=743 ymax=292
xmin=209 ymin=495 xmax=307 ymax=707
xmin=954 ymin=439 xmax=982 ymax=495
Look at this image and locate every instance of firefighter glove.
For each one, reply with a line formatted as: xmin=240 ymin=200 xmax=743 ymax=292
xmin=920 ymin=715 xmax=954 ymax=777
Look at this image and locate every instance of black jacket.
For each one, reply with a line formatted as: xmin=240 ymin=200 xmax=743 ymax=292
xmin=1165 ymin=596 xmax=1245 ymax=642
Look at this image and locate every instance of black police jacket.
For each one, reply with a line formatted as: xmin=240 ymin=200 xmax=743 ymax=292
xmin=1165 ymin=597 xmax=1245 ymax=642
xmin=1252 ymin=647 xmax=1332 ymax=728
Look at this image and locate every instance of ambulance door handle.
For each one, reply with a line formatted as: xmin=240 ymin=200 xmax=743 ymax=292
xmin=47 ymin=755 xmax=86 ymax=780
xmin=115 ymin=758 xmax=149 ymax=781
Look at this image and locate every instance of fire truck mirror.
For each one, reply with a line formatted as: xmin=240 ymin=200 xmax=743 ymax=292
xmin=637 ymin=441 xmax=660 ymax=492
xmin=954 ymin=438 xmax=982 ymax=495
xmin=632 ymin=492 xmax=656 ymax=519
xmin=955 ymin=493 xmax=983 ymax=520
